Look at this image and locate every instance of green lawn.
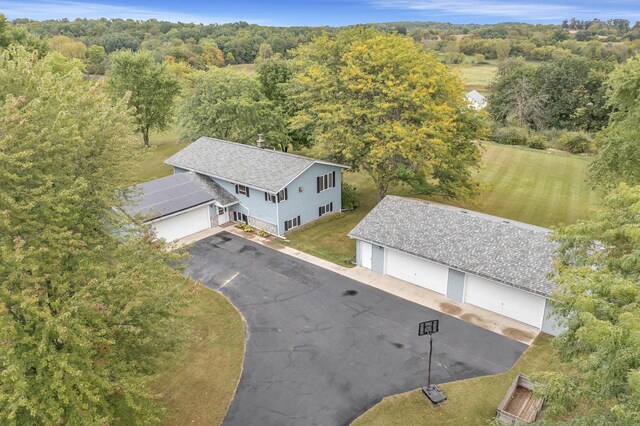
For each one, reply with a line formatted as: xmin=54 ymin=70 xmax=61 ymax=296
xmin=286 ymin=142 xmax=599 ymax=266
xmin=125 ymin=130 xmax=185 ymax=185
xmin=154 ymin=283 xmax=245 ymax=426
xmin=352 ymin=334 xmax=563 ymax=426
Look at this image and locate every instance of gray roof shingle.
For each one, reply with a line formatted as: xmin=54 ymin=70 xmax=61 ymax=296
xmin=467 ymin=90 xmax=486 ymax=105
xmin=348 ymin=195 xmax=557 ymax=297
xmin=165 ymin=136 xmax=347 ymax=193
xmin=123 ymin=171 xmax=237 ymax=221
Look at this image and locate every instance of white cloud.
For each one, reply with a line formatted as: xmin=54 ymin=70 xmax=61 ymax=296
xmin=1 ymin=0 xmax=258 ymax=24
xmin=370 ymin=0 xmax=639 ymax=21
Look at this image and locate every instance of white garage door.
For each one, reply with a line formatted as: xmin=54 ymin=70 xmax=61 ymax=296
xmin=385 ymin=249 xmax=448 ymax=295
xmin=151 ymin=205 xmax=210 ymax=242
xmin=465 ymin=274 xmax=546 ymax=327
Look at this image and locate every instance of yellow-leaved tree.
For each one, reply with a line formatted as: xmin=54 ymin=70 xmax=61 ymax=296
xmin=289 ymin=28 xmax=486 ymax=202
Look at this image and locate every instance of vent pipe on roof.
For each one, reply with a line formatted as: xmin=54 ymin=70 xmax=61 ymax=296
xmin=257 ymin=134 xmax=265 ymax=149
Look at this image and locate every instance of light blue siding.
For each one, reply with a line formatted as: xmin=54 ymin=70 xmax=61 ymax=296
xmin=210 ymin=177 xmax=278 ymax=226
xmin=277 ymin=163 xmax=342 ymax=236
xmin=541 ymin=300 xmax=565 ymax=336
xmin=172 ymin=162 xmax=344 ymax=236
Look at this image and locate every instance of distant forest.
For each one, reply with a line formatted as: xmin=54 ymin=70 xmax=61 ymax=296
xmin=4 ymin=16 xmax=640 ymax=70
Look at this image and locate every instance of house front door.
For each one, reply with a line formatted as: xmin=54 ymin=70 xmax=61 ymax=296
xmin=217 ymin=206 xmax=229 ymax=225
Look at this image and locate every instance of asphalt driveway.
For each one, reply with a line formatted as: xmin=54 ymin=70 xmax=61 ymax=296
xmin=184 ymin=232 xmax=527 ymax=426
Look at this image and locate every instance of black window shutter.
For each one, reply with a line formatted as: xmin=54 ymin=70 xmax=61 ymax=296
xmin=264 ymin=192 xmax=268 ymax=201
xmin=246 ymin=187 xmax=250 ymax=197
xmin=235 ymin=184 xmax=239 ymax=194
xmin=317 ymin=176 xmax=321 ymax=193
xmin=330 ymin=202 xmax=333 ymax=212
xmin=284 ymin=188 xmax=288 ymax=200
xmin=332 ymin=171 xmax=336 ymax=188
xmin=297 ymin=215 xmax=300 ymax=225
xmin=319 ymin=207 xmax=322 ymax=217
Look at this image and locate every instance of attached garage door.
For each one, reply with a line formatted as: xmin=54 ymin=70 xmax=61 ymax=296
xmin=151 ymin=205 xmax=210 ymax=242
xmin=465 ymin=274 xmax=545 ymax=327
xmin=385 ymin=249 xmax=448 ymax=295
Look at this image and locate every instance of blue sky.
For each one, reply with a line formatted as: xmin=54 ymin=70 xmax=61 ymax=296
xmin=3 ymin=0 xmax=640 ymax=26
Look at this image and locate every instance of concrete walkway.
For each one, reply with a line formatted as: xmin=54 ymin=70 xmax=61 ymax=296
xmin=179 ymin=224 xmax=539 ymax=345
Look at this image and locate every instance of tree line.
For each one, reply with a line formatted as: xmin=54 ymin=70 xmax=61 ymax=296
xmin=4 ymin=15 xmax=640 ymax=74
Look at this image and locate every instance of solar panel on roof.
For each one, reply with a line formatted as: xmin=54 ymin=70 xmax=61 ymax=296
xmin=123 ymin=173 xmax=216 ymax=221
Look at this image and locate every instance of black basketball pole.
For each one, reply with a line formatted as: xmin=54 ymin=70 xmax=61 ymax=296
xmin=419 ymin=319 xmax=446 ymax=404
xmin=427 ymin=333 xmax=433 ymax=388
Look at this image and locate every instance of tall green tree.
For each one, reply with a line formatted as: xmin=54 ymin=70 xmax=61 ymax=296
xmin=255 ymin=42 xmax=273 ymax=63
xmin=290 ymin=28 xmax=484 ymax=201
xmin=86 ymin=44 xmax=107 ymax=74
xmin=256 ymin=56 xmax=292 ymax=103
xmin=256 ymin=56 xmax=310 ymax=151
xmin=177 ymin=68 xmax=291 ymax=150
xmin=591 ymin=54 xmax=640 ymax=188
xmin=538 ymin=183 xmax=640 ymax=424
xmin=108 ymin=50 xmax=179 ymax=147
xmin=0 ymin=13 xmax=8 ymax=49
xmin=488 ymin=60 xmax=546 ymax=128
xmin=0 ymin=47 xmax=189 ymax=424
xmin=488 ymin=56 xmax=613 ymax=131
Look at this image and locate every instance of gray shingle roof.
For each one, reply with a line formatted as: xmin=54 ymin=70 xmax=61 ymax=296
xmin=123 ymin=171 xmax=237 ymax=222
xmin=348 ymin=195 xmax=558 ymax=297
xmin=165 ymin=136 xmax=347 ymax=193
xmin=467 ymin=90 xmax=486 ymax=105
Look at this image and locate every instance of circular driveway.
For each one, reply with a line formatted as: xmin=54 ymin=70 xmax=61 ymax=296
xmin=184 ymin=232 xmax=526 ymax=426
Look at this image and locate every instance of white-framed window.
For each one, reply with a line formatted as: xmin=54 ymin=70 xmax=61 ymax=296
xmin=233 ymin=211 xmax=248 ymax=223
xmin=265 ymin=188 xmax=288 ymax=203
xmin=316 ymin=171 xmax=336 ymax=193
xmin=235 ymin=184 xmax=249 ymax=197
xmin=284 ymin=215 xmax=301 ymax=232
xmin=319 ymin=202 xmax=334 ymax=217
xmin=278 ymin=188 xmax=288 ymax=202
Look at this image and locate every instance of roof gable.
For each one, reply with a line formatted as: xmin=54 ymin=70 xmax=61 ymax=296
xmin=348 ymin=196 xmax=557 ymax=296
xmin=165 ymin=137 xmax=347 ymax=193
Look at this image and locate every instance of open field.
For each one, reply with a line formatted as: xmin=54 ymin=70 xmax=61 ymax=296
xmin=227 ymin=63 xmax=257 ymax=75
xmin=470 ymin=143 xmax=598 ymax=226
xmin=450 ymin=63 xmax=497 ymax=93
xmin=154 ymin=283 xmax=245 ymax=426
xmin=286 ymin=142 xmax=599 ymax=266
xmin=352 ymin=334 xmax=563 ymax=426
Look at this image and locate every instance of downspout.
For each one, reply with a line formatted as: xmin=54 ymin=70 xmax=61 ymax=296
xmin=275 ymin=192 xmax=280 ymax=236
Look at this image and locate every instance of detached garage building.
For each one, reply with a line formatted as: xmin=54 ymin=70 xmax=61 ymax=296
xmin=349 ymin=195 xmax=563 ymax=335
xmin=122 ymin=171 xmax=238 ymax=242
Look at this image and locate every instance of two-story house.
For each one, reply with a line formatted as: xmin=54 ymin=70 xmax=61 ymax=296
xmin=122 ymin=136 xmax=347 ymax=241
